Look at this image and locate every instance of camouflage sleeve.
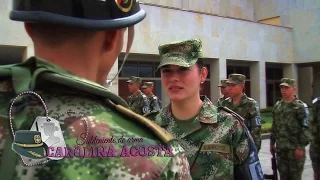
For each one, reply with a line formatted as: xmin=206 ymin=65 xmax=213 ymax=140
xmin=249 ymin=101 xmax=262 ymax=151
xmin=311 ymin=99 xmax=320 ymax=141
xmin=140 ymin=95 xmax=150 ymax=114
xmin=296 ymin=102 xmax=310 ymax=148
xmin=232 ymin=117 xmax=250 ymax=165
xmin=270 ymin=106 xmax=276 ymax=146
xmin=160 ymin=153 xmax=192 ymax=180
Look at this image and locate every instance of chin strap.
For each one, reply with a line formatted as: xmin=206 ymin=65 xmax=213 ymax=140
xmin=106 ymin=26 xmax=135 ymax=87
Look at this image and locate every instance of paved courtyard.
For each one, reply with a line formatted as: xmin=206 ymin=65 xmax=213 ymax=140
xmin=259 ymin=139 xmax=313 ymax=180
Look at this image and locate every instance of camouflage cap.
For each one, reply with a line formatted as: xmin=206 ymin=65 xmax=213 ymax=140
xmin=11 ymin=130 xmax=48 ymax=159
xmin=279 ymin=78 xmax=295 ymax=87
xmin=141 ymin=82 xmax=154 ymax=89
xmin=127 ymin=76 xmax=142 ymax=84
xmin=157 ymin=39 xmax=203 ymax=69
xmin=218 ymin=79 xmax=228 ymax=87
xmin=226 ymin=73 xmax=246 ymax=84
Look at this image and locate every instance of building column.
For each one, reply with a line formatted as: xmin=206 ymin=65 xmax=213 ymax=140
xmin=106 ymin=58 xmax=119 ymax=95
xmin=24 ymin=45 xmax=34 ymax=61
xmin=210 ymin=58 xmax=227 ymax=101
xmin=298 ymin=66 xmax=313 ymax=104
xmin=250 ymin=61 xmax=267 ymax=109
xmin=283 ymin=64 xmax=298 ymax=95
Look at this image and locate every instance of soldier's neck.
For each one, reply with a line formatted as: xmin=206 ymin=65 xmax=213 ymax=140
xmin=132 ymin=90 xmax=140 ymax=96
xmin=283 ymin=95 xmax=295 ymax=103
xmin=34 ymin=43 xmax=104 ymax=84
xmin=232 ymin=93 xmax=244 ymax=104
xmin=171 ymin=95 xmax=203 ymax=120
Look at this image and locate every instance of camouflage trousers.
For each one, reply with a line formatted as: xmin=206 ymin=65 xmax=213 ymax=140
xmin=310 ymin=143 xmax=320 ymax=180
xmin=276 ymin=149 xmax=306 ymax=180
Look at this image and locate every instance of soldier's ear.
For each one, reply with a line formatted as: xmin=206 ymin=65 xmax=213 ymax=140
xmin=200 ymin=67 xmax=208 ymax=83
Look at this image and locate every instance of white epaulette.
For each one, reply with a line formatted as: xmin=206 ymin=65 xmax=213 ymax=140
xmin=312 ymin=97 xmax=319 ymax=104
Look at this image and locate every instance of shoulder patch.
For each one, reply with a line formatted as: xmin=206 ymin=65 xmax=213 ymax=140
xmin=312 ymin=97 xmax=319 ymax=104
xmin=153 ymin=96 xmax=158 ymax=100
xmin=105 ymin=99 xmax=173 ymax=144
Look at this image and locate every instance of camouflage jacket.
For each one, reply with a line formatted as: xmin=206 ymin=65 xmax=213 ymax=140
xmin=221 ymin=94 xmax=262 ymax=151
xmin=145 ymin=96 xmax=250 ymax=180
xmin=311 ymin=97 xmax=320 ymax=145
xmin=0 ymin=57 xmax=192 ymax=180
xmin=270 ymin=97 xmax=310 ymax=150
xmin=128 ymin=91 xmax=150 ymax=115
xmin=148 ymin=94 xmax=161 ymax=112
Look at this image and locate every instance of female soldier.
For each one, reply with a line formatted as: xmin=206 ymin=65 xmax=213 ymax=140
xmin=145 ymin=39 xmax=264 ymax=180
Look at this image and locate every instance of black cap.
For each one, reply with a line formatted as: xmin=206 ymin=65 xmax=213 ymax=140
xmin=10 ymin=0 xmax=146 ymax=30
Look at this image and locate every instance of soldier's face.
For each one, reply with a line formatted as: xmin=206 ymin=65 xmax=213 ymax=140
xmin=280 ymin=86 xmax=296 ymax=98
xmin=127 ymin=82 xmax=138 ymax=93
xmin=228 ymin=83 xmax=244 ymax=97
xmin=143 ymin=87 xmax=152 ymax=94
xmin=220 ymin=87 xmax=230 ymax=97
xmin=160 ymin=64 xmax=207 ymax=101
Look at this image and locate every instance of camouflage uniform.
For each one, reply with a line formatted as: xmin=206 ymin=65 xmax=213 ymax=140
xmin=127 ymin=76 xmax=150 ymax=115
xmin=146 ymin=39 xmax=264 ymax=180
xmin=0 ymin=1 xmax=192 ymax=179
xmin=0 ymin=57 xmax=191 ymax=180
xmin=311 ymin=97 xmax=320 ymax=179
xmin=270 ymin=78 xmax=310 ymax=180
xmin=221 ymin=74 xmax=262 ymax=151
xmin=142 ymin=82 xmax=161 ymax=111
xmin=216 ymin=79 xmax=228 ymax=107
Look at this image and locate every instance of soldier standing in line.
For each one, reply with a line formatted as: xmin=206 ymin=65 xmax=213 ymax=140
xmin=127 ymin=76 xmax=150 ymax=115
xmin=141 ymin=82 xmax=161 ymax=111
xmin=270 ymin=78 xmax=310 ymax=180
xmin=311 ymin=97 xmax=320 ymax=180
xmin=221 ymin=73 xmax=262 ymax=151
xmin=0 ymin=0 xmax=192 ymax=179
xmin=216 ymin=79 xmax=230 ymax=106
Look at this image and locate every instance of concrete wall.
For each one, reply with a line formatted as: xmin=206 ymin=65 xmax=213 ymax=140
xmin=140 ymin=0 xmax=255 ymax=21
xmin=0 ymin=0 xmax=33 ymax=59
xmin=254 ymin=0 xmax=320 ymax=63
xmin=130 ymin=5 xmax=294 ymax=63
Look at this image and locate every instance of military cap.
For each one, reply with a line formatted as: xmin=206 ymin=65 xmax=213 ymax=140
xmin=279 ymin=78 xmax=295 ymax=87
xmin=10 ymin=0 xmax=146 ymax=30
xmin=157 ymin=39 xmax=203 ymax=69
xmin=218 ymin=79 xmax=228 ymax=87
xmin=226 ymin=73 xmax=246 ymax=84
xmin=141 ymin=82 xmax=154 ymax=89
xmin=127 ymin=76 xmax=142 ymax=84
xmin=12 ymin=130 xmax=48 ymax=159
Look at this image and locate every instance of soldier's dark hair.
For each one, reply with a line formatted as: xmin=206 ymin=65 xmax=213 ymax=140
xmin=196 ymin=58 xmax=206 ymax=91
xmin=196 ymin=58 xmax=205 ymax=69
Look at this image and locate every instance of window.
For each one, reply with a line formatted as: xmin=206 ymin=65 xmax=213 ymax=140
xmin=266 ymin=67 xmax=283 ymax=80
xmin=227 ymin=66 xmax=250 ymax=79
xmin=121 ymin=63 xmax=138 ymax=77
xmin=119 ymin=61 xmax=159 ymax=78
